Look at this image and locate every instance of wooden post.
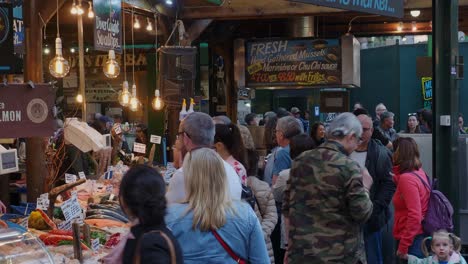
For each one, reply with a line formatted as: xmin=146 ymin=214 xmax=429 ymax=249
xmin=24 ymin=0 xmax=48 ymax=202
xmin=72 ymin=222 xmax=83 ymax=263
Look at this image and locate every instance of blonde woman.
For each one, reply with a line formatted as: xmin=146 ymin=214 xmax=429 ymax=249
xmin=165 ymin=148 xmax=269 ymax=264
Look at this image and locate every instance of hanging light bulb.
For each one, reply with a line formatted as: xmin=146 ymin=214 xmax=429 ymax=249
xmin=119 ymin=81 xmax=131 ymax=107
xmin=103 ymin=49 xmax=120 ymax=78
xmin=88 ymin=3 xmax=95 ymax=18
xmin=49 ymin=37 xmax=71 ymax=78
xmin=129 ymin=84 xmax=139 ymax=112
xmin=76 ymin=93 xmax=84 ymax=103
xmin=77 ymin=2 xmax=84 ymax=15
xmin=134 ymin=16 xmax=141 ymax=29
xmin=146 ymin=18 xmax=153 ymax=31
xmin=152 ymin=89 xmax=164 ymax=110
xmin=44 ymin=46 xmax=51 ymax=55
xmin=71 ymin=0 xmax=78 ymax=14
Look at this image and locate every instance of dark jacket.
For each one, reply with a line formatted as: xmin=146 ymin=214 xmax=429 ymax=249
xmin=365 ymin=139 xmax=396 ymax=233
xmin=123 ymin=224 xmax=184 ymax=264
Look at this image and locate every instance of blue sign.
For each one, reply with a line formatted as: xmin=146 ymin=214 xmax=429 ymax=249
xmin=12 ymin=1 xmax=22 ymax=54
xmin=0 ymin=3 xmax=14 ymax=73
xmin=290 ymin=0 xmax=404 ymax=18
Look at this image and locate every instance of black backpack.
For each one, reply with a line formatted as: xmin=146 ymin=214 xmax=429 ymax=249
xmin=241 ymin=184 xmax=256 ymax=210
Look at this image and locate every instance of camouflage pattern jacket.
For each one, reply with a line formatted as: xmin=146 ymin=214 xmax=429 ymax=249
xmin=283 ymin=141 xmax=373 ymax=264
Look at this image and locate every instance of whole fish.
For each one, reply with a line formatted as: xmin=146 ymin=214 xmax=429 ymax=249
xmin=86 ymin=209 xmax=129 ymax=223
xmin=85 ymin=214 xmax=124 ymax=223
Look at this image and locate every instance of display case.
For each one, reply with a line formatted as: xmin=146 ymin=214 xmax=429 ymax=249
xmin=0 ymin=228 xmax=54 ymax=263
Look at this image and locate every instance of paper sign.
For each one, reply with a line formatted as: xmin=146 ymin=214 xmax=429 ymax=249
xmin=92 ymin=238 xmax=101 ymax=252
xmin=133 ymin=142 xmax=146 ymax=154
xmin=19 ymin=217 xmax=28 ymax=229
xmin=36 ymin=196 xmax=49 ymax=211
xmin=150 ymin=135 xmax=162 ymax=144
xmin=65 ymin=173 xmax=77 ymax=184
xmin=61 ymin=195 xmax=82 ymax=222
xmin=71 ymin=190 xmax=78 ymax=198
xmin=106 ymin=185 xmax=113 ymax=194
xmin=40 ymin=193 xmax=49 ymax=200
xmin=57 ymin=220 xmax=72 ymax=230
xmin=113 ymin=124 xmax=122 ymax=134
xmin=78 ymin=171 xmax=86 ymax=180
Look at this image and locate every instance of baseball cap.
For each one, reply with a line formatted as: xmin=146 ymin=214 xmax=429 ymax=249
xmin=290 ymin=107 xmax=300 ymax=114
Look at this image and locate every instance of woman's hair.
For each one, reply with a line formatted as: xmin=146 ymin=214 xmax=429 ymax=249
xmin=119 ymin=165 xmax=167 ymax=226
xmin=310 ymin=122 xmax=325 ymax=142
xmin=421 ymin=230 xmax=462 ymax=257
xmin=290 ymin=133 xmax=316 ymax=160
xmin=406 ymin=114 xmax=421 ymax=133
xmin=393 ymin=137 xmax=422 ymax=173
xmin=214 ymin=124 xmax=247 ymax=168
xmin=264 ymin=115 xmax=278 ymax=151
xmin=183 ymin=148 xmax=234 ymax=231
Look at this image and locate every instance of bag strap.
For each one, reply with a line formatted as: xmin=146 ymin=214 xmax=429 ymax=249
xmin=410 ymin=172 xmax=432 ymax=191
xmin=134 ymin=230 xmax=177 ymax=264
xmin=211 ymin=229 xmax=245 ymax=263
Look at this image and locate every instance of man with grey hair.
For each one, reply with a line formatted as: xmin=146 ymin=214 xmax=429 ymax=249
xmin=283 ymin=112 xmax=373 ymax=263
xmin=379 ymin=111 xmax=398 ymax=142
xmin=166 ymin=112 xmax=242 ymax=203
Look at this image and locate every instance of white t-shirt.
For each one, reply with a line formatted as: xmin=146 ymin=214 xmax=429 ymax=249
xmin=350 ymin=150 xmax=367 ymax=169
xmin=166 ymin=160 xmax=242 ymax=204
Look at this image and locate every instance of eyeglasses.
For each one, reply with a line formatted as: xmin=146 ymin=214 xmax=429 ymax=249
xmin=408 ymin=113 xmax=417 ymax=117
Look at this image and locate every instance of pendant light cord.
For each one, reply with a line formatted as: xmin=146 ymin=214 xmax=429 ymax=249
xmin=154 ymin=13 xmax=157 ymax=89
xmin=56 ymin=0 xmax=60 ymax=37
xmin=123 ymin=5 xmax=127 ymax=81
xmin=131 ymin=8 xmax=135 ymax=84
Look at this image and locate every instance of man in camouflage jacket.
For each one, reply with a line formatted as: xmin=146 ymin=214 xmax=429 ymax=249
xmin=283 ymin=113 xmax=373 ymax=264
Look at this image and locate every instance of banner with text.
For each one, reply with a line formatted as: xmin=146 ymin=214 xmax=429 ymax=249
xmin=94 ymin=0 xmax=122 ymax=53
xmin=0 ymin=3 xmax=14 ymax=73
xmin=421 ymin=77 xmax=432 ymax=110
xmin=246 ymin=38 xmax=341 ymax=87
xmin=290 ymin=0 xmax=404 ymax=18
xmin=0 ymin=84 xmax=55 ymax=138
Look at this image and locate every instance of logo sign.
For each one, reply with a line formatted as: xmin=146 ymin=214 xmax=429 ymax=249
xmin=133 ymin=142 xmax=146 ymax=154
xmin=246 ymin=38 xmax=341 ymax=87
xmin=94 ymin=0 xmax=122 ymax=53
xmin=289 ymin=0 xmax=404 ymax=18
xmin=150 ymin=135 xmax=162 ymax=144
xmin=421 ymin=77 xmax=432 ymax=110
xmin=0 ymin=3 xmax=14 ymax=73
xmin=12 ymin=1 xmax=23 ymax=54
xmin=0 ymin=84 xmax=55 ymax=138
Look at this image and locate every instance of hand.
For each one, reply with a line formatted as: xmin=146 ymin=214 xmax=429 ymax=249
xmin=361 ymin=167 xmax=373 ymax=190
xmin=283 ymin=250 xmax=289 ymax=264
xmin=396 ymin=251 xmax=408 ymax=260
xmin=0 ymin=200 xmax=6 ymax=214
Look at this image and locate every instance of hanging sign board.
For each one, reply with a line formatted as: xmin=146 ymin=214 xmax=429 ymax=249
xmin=289 ymin=0 xmax=404 ymax=18
xmin=0 ymin=84 xmax=55 ymax=138
xmin=421 ymin=77 xmax=432 ymax=110
xmin=0 ymin=3 xmax=14 ymax=72
xmin=12 ymin=1 xmax=23 ymax=54
xmin=94 ymin=0 xmax=122 ymax=53
xmin=246 ymin=38 xmax=341 ymax=87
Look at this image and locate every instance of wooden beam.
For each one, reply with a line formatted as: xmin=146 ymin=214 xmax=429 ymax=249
xmin=181 ymin=19 xmax=213 ymax=45
xmin=181 ymin=1 xmax=342 ymax=20
xmin=155 ymin=3 xmax=176 ymax=18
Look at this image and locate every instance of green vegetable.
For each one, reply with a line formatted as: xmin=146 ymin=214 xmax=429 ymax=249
xmin=91 ymin=231 xmax=107 ymax=244
xmin=53 ymin=207 xmax=65 ymax=220
xmin=58 ymin=240 xmax=74 ymax=246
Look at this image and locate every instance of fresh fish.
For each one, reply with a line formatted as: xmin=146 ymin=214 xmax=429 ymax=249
xmin=86 ymin=209 xmax=129 ymax=223
xmin=88 ymin=203 xmax=124 ymax=214
xmin=85 ymin=214 xmax=125 ymax=223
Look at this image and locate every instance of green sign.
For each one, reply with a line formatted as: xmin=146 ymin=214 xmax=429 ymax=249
xmin=290 ymin=0 xmax=404 ymax=18
xmin=94 ymin=0 xmax=122 ymax=53
xmin=421 ymin=77 xmax=432 ymax=109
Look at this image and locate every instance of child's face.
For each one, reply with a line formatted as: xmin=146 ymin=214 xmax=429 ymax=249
xmin=431 ymin=238 xmax=453 ymax=261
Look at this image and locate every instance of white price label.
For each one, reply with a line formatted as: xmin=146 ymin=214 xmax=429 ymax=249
xmin=65 ymin=173 xmax=77 ymax=184
xmin=113 ymin=124 xmax=122 ymax=135
xmin=106 ymin=185 xmax=114 ymax=194
xmin=36 ymin=197 xmax=49 ymax=211
xmin=61 ymin=195 xmax=82 ymax=222
xmin=133 ymin=142 xmax=147 ymax=154
xmin=92 ymin=238 xmax=100 ymax=252
xmin=19 ymin=217 xmax=28 ymax=229
xmin=78 ymin=171 xmax=86 ymax=180
xmin=150 ymin=135 xmax=162 ymax=144
xmin=57 ymin=220 xmax=72 ymax=230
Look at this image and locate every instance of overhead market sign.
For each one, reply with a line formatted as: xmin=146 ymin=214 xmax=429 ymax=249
xmin=290 ymin=0 xmax=404 ymax=18
xmin=0 ymin=84 xmax=55 ymax=138
xmin=94 ymin=0 xmax=122 ymax=53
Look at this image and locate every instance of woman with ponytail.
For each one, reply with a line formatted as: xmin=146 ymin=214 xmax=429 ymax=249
xmin=105 ymin=165 xmax=183 ymax=264
xmin=214 ymin=123 xmax=248 ymax=184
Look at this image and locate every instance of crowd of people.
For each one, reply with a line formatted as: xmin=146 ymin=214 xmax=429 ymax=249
xmin=104 ymin=104 xmax=466 ymax=264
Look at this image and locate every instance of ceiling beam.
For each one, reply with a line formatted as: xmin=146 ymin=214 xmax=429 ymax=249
xmin=181 ymin=19 xmax=213 ymax=45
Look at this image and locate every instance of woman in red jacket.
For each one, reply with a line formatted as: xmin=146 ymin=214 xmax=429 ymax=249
xmin=392 ymin=137 xmax=431 ymax=262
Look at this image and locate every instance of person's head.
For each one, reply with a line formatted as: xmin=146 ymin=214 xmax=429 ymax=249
xmin=392 ymin=137 xmax=422 ymax=173
xmin=327 ymin=112 xmax=363 ymax=155
xmin=275 ymin=116 xmax=304 ymax=147
xmin=354 ymin=102 xmax=364 ymax=111
xmin=304 ymin=110 xmax=310 ymax=120
xmin=290 ymin=107 xmax=301 ymax=118
xmin=310 ymin=122 xmax=326 ymax=143
xmin=459 ymin=113 xmax=464 ymax=130
xmin=276 ymin=107 xmax=290 ymax=118
xmin=244 ymin=113 xmax=257 ymax=126
xmin=264 ymin=115 xmax=279 ymax=150
xmin=183 ymin=148 xmax=233 ymax=231
xmin=422 ymin=230 xmax=462 ymax=260
xmin=353 ymin=107 xmax=370 ymax=117
xmin=380 ymin=111 xmax=395 ymax=130
xmin=263 ymin=111 xmax=277 ymax=125
xmin=407 ymin=113 xmax=419 ymax=133
xmin=119 ymin=165 xmax=166 ymax=226
xmin=422 ymin=109 xmax=433 ymax=131
xmin=213 ymin=115 xmax=231 ymax=125
xmin=179 ymin=112 xmax=215 ymax=152
xmin=375 ymin=103 xmax=387 ymax=119
xmin=290 ymin=133 xmax=316 ymax=159
xmin=113 ymin=114 xmax=123 ymax=124
xmin=357 ymin=114 xmax=374 ymax=148
xmin=214 ymin=124 xmax=247 ymax=167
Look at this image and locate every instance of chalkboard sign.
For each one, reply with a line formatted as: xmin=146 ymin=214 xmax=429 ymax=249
xmin=246 ymin=39 xmax=341 ymax=87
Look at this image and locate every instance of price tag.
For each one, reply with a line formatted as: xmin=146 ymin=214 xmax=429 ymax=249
xmin=71 ymin=190 xmax=78 ymax=198
xmin=113 ymin=124 xmax=122 ymax=135
xmin=92 ymin=238 xmax=100 ymax=252
xmin=40 ymin=193 xmax=49 ymax=200
xmin=78 ymin=171 xmax=86 ymax=180
xmin=106 ymin=185 xmax=113 ymax=194
xmin=36 ymin=197 xmax=49 ymax=211
xmin=61 ymin=195 xmax=82 ymax=222
xmin=65 ymin=173 xmax=77 ymax=184
xmin=19 ymin=217 xmax=28 ymax=229
xmin=57 ymin=220 xmax=72 ymax=230
xmin=133 ymin=142 xmax=146 ymax=154
xmin=150 ymin=135 xmax=162 ymax=144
